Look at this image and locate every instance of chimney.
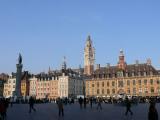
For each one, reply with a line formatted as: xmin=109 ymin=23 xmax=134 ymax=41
xmin=96 ymin=64 xmax=100 ymax=70
xmin=147 ymin=58 xmax=151 ymax=65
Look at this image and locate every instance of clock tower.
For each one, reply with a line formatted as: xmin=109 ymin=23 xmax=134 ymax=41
xmin=84 ymin=35 xmax=95 ymax=75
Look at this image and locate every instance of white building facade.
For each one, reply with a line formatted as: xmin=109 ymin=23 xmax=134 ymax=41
xmin=58 ymin=72 xmax=83 ymax=98
xmin=3 ymin=75 xmax=16 ymax=98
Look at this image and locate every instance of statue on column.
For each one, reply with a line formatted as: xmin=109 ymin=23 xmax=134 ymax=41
xmin=18 ymin=53 xmax=22 ymax=64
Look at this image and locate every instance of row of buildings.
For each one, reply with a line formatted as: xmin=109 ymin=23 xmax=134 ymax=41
xmin=1 ymin=35 xmax=160 ymax=99
xmin=3 ymin=66 xmax=84 ymax=100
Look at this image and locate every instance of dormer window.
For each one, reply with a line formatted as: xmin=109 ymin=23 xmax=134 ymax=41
xmin=138 ymin=71 xmax=141 ymax=76
xmin=117 ymin=71 xmax=123 ymax=77
xmin=109 ymin=74 xmax=111 ymax=78
xmin=143 ymin=72 xmax=146 ymax=76
xmin=132 ymin=72 xmax=135 ymax=77
xmin=150 ymin=71 xmax=153 ymax=76
xmin=125 ymin=72 xmax=128 ymax=77
xmin=99 ymin=74 xmax=101 ymax=78
xmin=103 ymin=74 xmax=105 ymax=78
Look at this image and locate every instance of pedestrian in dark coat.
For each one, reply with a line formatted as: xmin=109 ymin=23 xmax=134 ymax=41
xmin=125 ymin=97 xmax=133 ymax=116
xmin=57 ymin=99 xmax=64 ymax=117
xmin=29 ymin=96 xmax=36 ymax=113
xmin=148 ymin=103 xmax=158 ymax=120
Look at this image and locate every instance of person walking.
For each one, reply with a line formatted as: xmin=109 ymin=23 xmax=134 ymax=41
xmin=125 ymin=97 xmax=133 ymax=116
xmin=90 ymin=97 xmax=93 ymax=109
xmin=3 ymin=99 xmax=9 ymax=120
xmin=97 ymin=98 xmax=102 ymax=111
xmin=0 ymin=99 xmax=5 ymax=120
xmin=84 ymin=97 xmax=87 ymax=109
xmin=57 ymin=99 xmax=64 ymax=117
xmin=148 ymin=103 xmax=158 ymax=120
xmin=79 ymin=97 xmax=83 ymax=109
xmin=29 ymin=96 xmax=36 ymax=113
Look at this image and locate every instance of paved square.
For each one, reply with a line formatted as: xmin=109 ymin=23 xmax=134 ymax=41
xmin=6 ymin=103 xmax=160 ymax=120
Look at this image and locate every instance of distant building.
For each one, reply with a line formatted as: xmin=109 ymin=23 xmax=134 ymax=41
xmin=20 ymin=71 xmax=30 ymax=97
xmin=86 ymin=49 xmax=160 ymax=97
xmin=29 ymin=76 xmax=37 ymax=97
xmin=58 ymin=70 xmax=83 ymax=98
xmin=3 ymin=74 xmax=16 ymax=98
xmin=35 ymin=58 xmax=84 ymax=100
xmin=0 ymin=73 xmax=8 ymax=97
xmin=49 ymin=77 xmax=58 ymax=100
xmin=3 ymin=71 xmax=31 ymax=98
xmin=36 ymin=73 xmax=53 ymax=99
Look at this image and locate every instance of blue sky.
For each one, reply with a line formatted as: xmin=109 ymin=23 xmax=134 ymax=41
xmin=0 ymin=0 xmax=160 ymax=74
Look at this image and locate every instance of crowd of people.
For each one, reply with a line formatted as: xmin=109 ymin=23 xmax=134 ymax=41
xmin=0 ymin=96 xmax=159 ymax=120
xmin=55 ymin=96 xmax=159 ymax=120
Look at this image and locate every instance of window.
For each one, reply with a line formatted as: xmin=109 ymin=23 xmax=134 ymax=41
xmin=117 ymin=71 xmax=123 ymax=77
xmin=132 ymin=72 xmax=135 ymax=77
xmin=112 ymin=81 xmax=115 ymax=87
xmin=138 ymin=72 xmax=141 ymax=76
xmin=112 ymin=89 xmax=115 ymax=94
xmin=99 ymin=74 xmax=102 ymax=78
xmin=144 ymin=79 xmax=147 ymax=85
xmin=139 ymin=88 xmax=142 ymax=93
xmin=157 ymin=87 xmax=160 ymax=93
xmin=133 ymin=80 xmax=136 ymax=85
xmin=144 ymin=72 xmax=147 ymax=76
xmin=107 ymin=89 xmax=110 ymax=94
xmin=97 ymin=82 xmax=99 ymax=87
xmin=125 ymin=73 xmax=128 ymax=77
xmin=103 ymin=74 xmax=106 ymax=78
xmin=127 ymin=80 xmax=130 ymax=86
xmin=150 ymin=79 xmax=153 ymax=85
xmin=151 ymin=87 xmax=154 ymax=93
xmin=157 ymin=80 xmax=160 ymax=84
xmin=92 ymin=84 xmax=94 ymax=87
xmin=102 ymin=89 xmax=104 ymax=94
xmin=102 ymin=82 xmax=104 ymax=87
xmin=127 ymin=89 xmax=130 ymax=94
xmin=145 ymin=88 xmax=148 ymax=93
xmin=138 ymin=80 xmax=141 ymax=85
xmin=97 ymin=89 xmax=99 ymax=94
xmin=133 ymin=88 xmax=136 ymax=94
xmin=107 ymin=82 xmax=109 ymax=87
xmin=118 ymin=81 xmax=123 ymax=87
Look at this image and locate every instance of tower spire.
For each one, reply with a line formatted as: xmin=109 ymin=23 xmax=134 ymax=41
xmin=84 ymin=35 xmax=95 ymax=75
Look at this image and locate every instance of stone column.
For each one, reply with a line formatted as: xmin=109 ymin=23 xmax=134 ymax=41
xmin=15 ymin=63 xmax=23 ymax=97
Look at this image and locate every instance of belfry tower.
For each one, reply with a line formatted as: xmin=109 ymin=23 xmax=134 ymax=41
xmin=117 ymin=49 xmax=127 ymax=70
xmin=84 ymin=35 xmax=95 ymax=75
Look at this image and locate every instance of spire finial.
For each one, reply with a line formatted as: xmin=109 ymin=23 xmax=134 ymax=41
xmin=87 ymin=35 xmax=91 ymax=41
xmin=18 ymin=53 xmax=22 ymax=64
